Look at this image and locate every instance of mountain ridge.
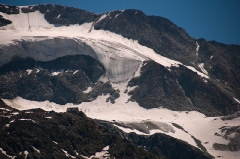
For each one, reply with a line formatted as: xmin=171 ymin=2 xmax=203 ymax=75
xmin=0 ymin=4 xmax=240 ymax=159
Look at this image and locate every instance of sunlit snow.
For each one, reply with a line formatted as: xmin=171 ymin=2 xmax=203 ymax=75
xmin=0 ymin=10 xmax=208 ymax=80
xmin=0 ymin=9 xmax=236 ymax=158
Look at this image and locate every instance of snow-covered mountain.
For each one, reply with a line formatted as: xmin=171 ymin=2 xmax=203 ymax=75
xmin=0 ymin=4 xmax=240 ymax=159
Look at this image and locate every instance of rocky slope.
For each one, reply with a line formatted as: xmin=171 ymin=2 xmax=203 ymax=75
xmin=0 ymin=4 xmax=239 ymax=116
xmin=0 ymin=3 xmax=240 ymax=159
xmin=0 ymin=100 xmax=212 ymax=159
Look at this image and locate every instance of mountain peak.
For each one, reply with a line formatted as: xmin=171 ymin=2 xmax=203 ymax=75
xmin=0 ymin=4 xmax=240 ymax=158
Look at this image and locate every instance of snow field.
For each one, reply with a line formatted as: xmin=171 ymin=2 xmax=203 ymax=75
xmin=1 ymin=9 xmax=237 ymax=158
xmin=2 ymin=93 xmax=240 ymax=158
xmin=0 ymin=10 xmax=208 ymax=80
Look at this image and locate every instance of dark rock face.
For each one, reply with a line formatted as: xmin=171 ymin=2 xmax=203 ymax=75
xmin=128 ymin=61 xmax=240 ymax=116
xmin=0 ymin=55 xmax=120 ymax=104
xmin=0 ymin=4 xmax=240 ymax=117
xmin=94 ymin=9 xmax=197 ymax=67
xmin=0 ymin=4 xmax=19 ymax=14
xmin=127 ymin=133 xmax=213 ymax=159
xmin=0 ymin=4 xmax=19 ymax=26
xmin=0 ymin=101 xmax=160 ymax=159
xmin=177 ymin=65 xmax=238 ymax=116
xmin=213 ymin=125 xmax=240 ymax=151
xmin=21 ymin=4 xmax=100 ymax=25
xmin=128 ymin=61 xmax=193 ymax=110
xmin=197 ymin=39 xmax=240 ymax=101
xmin=11 ymin=4 xmax=197 ymax=66
xmin=0 ymin=15 xmax=12 ymax=27
xmin=0 ymin=101 xmax=213 ymax=159
xmin=96 ymin=120 xmax=213 ymax=159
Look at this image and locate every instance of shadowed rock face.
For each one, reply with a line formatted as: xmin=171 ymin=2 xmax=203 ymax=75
xmin=0 ymin=4 xmax=240 ymax=116
xmin=0 ymin=100 xmax=213 ymax=159
xmin=197 ymin=39 xmax=240 ymax=100
xmin=0 ymin=101 xmax=161 ymax=159
xmin=96 ymin=120 xmax=213 ymax=159
xmin=126 ymin=133 xmax=213 ymax=159
xmin=94 ymin=9 xmax=198 ymax=67
xmin=0 ymin=55 xmax=121 ymax=105
xmin=0 ymin=15 xmax=12 ymax=27
xmin=21 ymin=4 xmax=99 ymax=25
xmin=127 ymin=61 xmax=239 ymax=116
xmin=2 ymin=4 xmax=197 ymax=67
xmin=213 ymin=125 xmax=240 ymax=152
xmin=0 ymin=4 xmax=19 ymax=14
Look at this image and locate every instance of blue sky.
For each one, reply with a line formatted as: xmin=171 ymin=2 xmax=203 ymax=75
xmin=1 ymin=0 xmax=240 ymax=45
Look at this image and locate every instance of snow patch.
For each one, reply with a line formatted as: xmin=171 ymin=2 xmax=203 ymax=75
xmin=114 ymin=124 xmax=146 ymax=135
xmin=61 ymin=149 xmax=76 ymax=158
xmin=73 ymin=70 xmax=78 ymax=74
xmin=10 ymin=119 xmax=15 ymax=123
xmin=81 ymin=145 xmax=110 ymax=159
xmin=198 ymin=63 xmax=208 ymax=75
xmin=83 ymin=87 xmax=92 ymax=93
xmin=185 ymin=65 xmax=209 ymax=78
xmin=51 ymin=69 xmax=64 ymax=76
xmin=0 ymin=11 xmax=208 ymax=80
xmin=11 ymin=112 xmax=19 ymax=115
xmin=74 ymin=150 xmax=79 ymax=156
xmin=5 ymin=124 xmax=10 ymax=127
xmin=36 ymin=69 xmax=40 ymax=73
xmin=53 ymin=141 xmax=58 ymax=144
xmin=0 ymin=147 xmax=16 ymax=159
xmin=0 ymin=11 xmax=53 ymax=31
xmin=96 ymin=14 xmax=107 ymax=23
xmin=24 ymin=111 xmax=33 ymax=113
xmin=3 ymin=95 xmax=240 ymax=158
xmin=0 ymin=108 xmax=11 ymax=111
xmin=32 ymin=146 xmax=40 ymax=153
xmin=234 ymin=98 xmax=240 ymax=104
xmin=94 ymin=145 xmax=110 ymax=158
xmin=203 ymin=79 xmax=208 ymax=83
xmin=19 ymin=119 xmax=36 ymax=123
xmin=196 ymin=41 xmax=200 ymax=56
xmin=24 ymin=150 xmax=28 ymax=159
xmin=26 ymin=69 xmax=32 ymax=75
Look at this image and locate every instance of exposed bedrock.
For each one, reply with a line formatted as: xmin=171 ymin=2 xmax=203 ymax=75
xmin=127 ymin=61 xmax=240 ymax=116
xmin=0 ymin=55 xmax=121 ymax=105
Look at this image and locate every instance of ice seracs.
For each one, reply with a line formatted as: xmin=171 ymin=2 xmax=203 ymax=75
xmin=0 ymin=9 xmax=209 ymax=81
xmin=1 ymin=7 xmax=235 ymax=158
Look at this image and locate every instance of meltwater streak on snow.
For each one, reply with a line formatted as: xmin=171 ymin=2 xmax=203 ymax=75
xmin=0 ymin=10 xmax=209 ymax=79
